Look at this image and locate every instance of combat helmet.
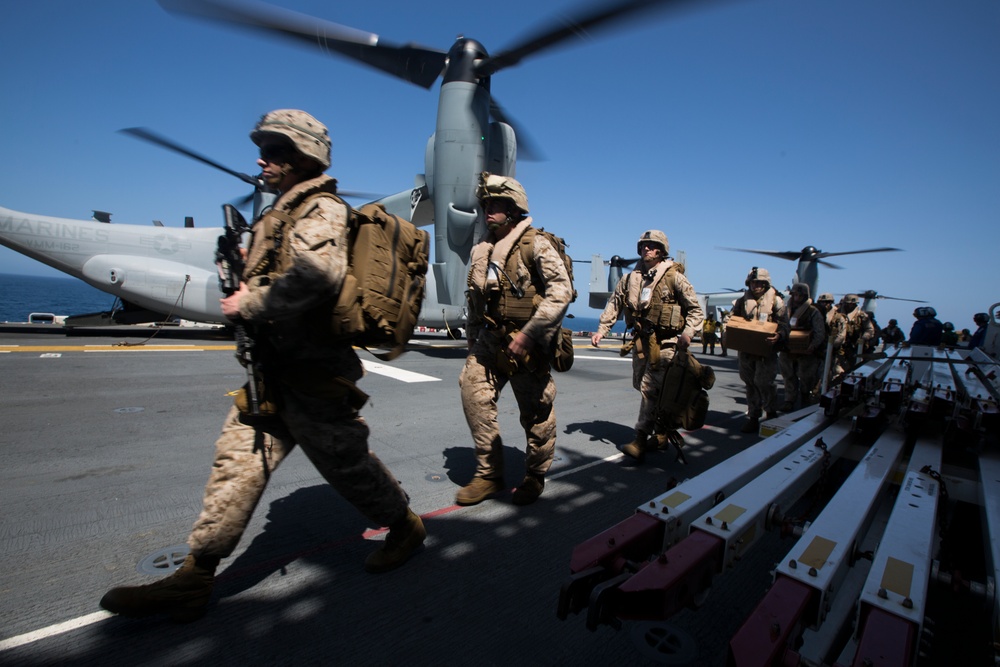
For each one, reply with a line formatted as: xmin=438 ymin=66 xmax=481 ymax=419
xmin=914 ymin=306 xmax=937 ymax=318
xmin=843 ymin=294 xmax=859 ymax=305
xmin=476 ymin=172 xmax=529 ymax=215
xmin=974 ymin=313 xmax=989 ymax=326
xmin=251 ymin=109 xmax=331 ymax=169
xmin=745 ymin=266 xmax=771 ymax=287
xmin=636 ymin=230 xmax=669 ymax=255
xmin=817 ymin=293 xmax=835 ymax=304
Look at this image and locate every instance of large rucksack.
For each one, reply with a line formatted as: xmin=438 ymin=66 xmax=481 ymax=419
xmin=517 ymin=227 xmax=577 ymax=372
xmin=331 ymin=201 xmax=429 ymax=361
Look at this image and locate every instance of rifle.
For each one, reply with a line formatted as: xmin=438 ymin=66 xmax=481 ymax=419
xmin=217 ymin=204 xmax=260 ymax=417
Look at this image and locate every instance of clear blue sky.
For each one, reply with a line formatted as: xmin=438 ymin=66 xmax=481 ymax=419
xmin=2 ymin=0 xmax=998 ymax=331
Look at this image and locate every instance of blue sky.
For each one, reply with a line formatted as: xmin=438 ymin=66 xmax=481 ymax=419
xmin=2 ymin=0 xmax=998 ymax=332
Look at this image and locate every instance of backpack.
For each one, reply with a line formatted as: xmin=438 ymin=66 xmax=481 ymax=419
xmin=331 ymin=201 xmax=430 ymax=361
xmin=517 ymin=227 xmax=577 ymax=372
xmin=657 ymin=350 xmax=715 ymax=430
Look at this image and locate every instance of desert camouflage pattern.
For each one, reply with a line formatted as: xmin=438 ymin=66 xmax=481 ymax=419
xmin=728 ymin=287 xmax=787 ymax=417
xmin=189 ymin=390 xmax=409 ymax=558
xmin=461 ymin=220 xmax=572 ymax=479
xmin=188 ymin=173 xmax=409 ymax=557
xmin=596 ymin=260 xmax=704 ymax=434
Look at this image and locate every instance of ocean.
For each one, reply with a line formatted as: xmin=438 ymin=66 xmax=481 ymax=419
xmin=0 ymin=272 xmax=624 ymax=332
xmin=0 ymin=273 xmax=117 ymax=323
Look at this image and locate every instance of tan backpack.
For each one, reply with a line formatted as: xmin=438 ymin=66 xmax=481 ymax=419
xmin=330 ymin=201 xmax=429 ymax=360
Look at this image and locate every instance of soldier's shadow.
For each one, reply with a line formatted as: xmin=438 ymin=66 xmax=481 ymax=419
xmin=441 ymin=444 xmax=526 ymax=487
xmin=563 ymin=419 xmax=633 ymax=447
xmin=216 ymin=485 xmax=371 ymax=598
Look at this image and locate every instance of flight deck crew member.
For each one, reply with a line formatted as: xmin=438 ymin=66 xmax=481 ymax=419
xmin=591 ymin=230 xmax=704 ymax=462
xmin=702 ymin=312 xmax=719 ymax=355
xmin=100 ymin=110 xmax=425 ymax=622
xmin=909 ymin=306 xmax=944 ymax=345
xmin=455 ymin=173 xmax=573 ymax=506
xmin=726 ymin=267 xmax=787 ymax=434
xmin=969 ymin=312 xmax=990 ymax=350
xmin=777 ymin=283 xmax=825 ymax=411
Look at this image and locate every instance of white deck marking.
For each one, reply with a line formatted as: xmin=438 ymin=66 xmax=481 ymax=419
xmin=362 ymin=360 xmax=440 ymax=383
xmin=0 ymin=611 xmax=112 ymax=652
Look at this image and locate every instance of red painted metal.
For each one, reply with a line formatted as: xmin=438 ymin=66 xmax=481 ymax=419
xmin=569 ymin=511 xmax=665 ymax=575
xmin=727 ymin=575 xmax=816 ymax=667
xmin=851 ymin=607 xmax=917 ymax=667
xmin=613 ymin=530 xmax=725 ymax=622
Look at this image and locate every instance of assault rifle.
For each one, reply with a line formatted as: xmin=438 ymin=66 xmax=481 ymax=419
xmin=217 ymin=204 xmax=259 ymax=417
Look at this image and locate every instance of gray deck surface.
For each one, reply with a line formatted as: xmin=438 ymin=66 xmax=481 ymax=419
xmin=1 ymin=328 xmax=790 ymax=666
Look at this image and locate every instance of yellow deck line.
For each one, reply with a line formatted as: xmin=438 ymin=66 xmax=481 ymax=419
xmin=0 ymin=344 xmax=237 ymax=353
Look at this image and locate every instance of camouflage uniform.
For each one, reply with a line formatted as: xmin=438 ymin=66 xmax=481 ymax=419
xmin=188 ymin=174 xmax=410 ymax=559
xmin=728 ymin=287 xmax=787 ymax=419
xmin=777 ymin=286 xmax=826 ymax=409
xmin=460 ymin=218 xmax=573 ymax=481
xmin=833 ymin=299 xmax=874 ymax=378
xmin=596 ymin=259 xmax=703 ymax=435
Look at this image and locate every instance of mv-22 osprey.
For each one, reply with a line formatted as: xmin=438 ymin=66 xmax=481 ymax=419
xmin=0 ymin=0 xmax=692 ymax=328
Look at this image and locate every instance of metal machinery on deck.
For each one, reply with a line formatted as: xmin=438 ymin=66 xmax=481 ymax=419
xmin=558 ymin=344 xmax=1000 ymax=666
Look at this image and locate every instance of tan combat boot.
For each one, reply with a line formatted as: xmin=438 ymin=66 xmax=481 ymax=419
xmin=455 ymin=476 xmax=504 ymax=506
xmin=364 ymin=508 xmax=427 ymax=573
xmin=511 ymin=473 xmax=545 ymax=506
xmin=621 ymin=431 xmax=650 ymax=462
xmin=99 ymin=554 xmax=219 ymax=623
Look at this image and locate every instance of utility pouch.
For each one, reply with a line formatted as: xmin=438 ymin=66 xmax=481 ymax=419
xmin=551 ymin=327 xmax=575 ymax=372
xmin=234 ymin=377 xmax=282 ymax=418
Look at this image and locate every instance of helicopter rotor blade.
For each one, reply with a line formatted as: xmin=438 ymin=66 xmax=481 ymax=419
xmin=158 ymin=0 xmax=447 ymax=89
xmin=718 ymin=247 xmax=803 ymax=262
xmin=476 ymin=0 xmax=723 ymax=77
xmin=488 ymin=97 xmax=546 ymax=162
xmin=817 ymin=259 xmax=844 ymax=270
xmin=815 ymin=247 xmax=903 ymax=259
xmin=120 ymin=127 xmax=259 ymax=187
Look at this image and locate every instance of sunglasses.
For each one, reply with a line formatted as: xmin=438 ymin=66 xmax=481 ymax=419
xmin=259 ymin=144 xmax=294 ymax=164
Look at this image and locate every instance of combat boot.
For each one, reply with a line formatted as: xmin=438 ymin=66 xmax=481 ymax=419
xmin=364 ymin=509 xmax=426 ymax=573
xmin=621 ymin=431 xmax=650 ymax=462
xmin=511 ymin=473 xmax=545 ymax=506
xmin=99 ymin=553 xmax=219 ymax=623
xmin=779 ymin=400 xmax=795 ymax=413
xmin=455 ymin=476 xmax=504 ymax=506
xmin=740 ymin=416 xmax=760 ymax=434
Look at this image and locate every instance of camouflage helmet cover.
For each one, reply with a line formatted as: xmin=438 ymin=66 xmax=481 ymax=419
xmin=636 ymin=230 xmax=669 ymax=255
xmin=914 ymin=306 xmax=937 ymax=318
xmin=476 ymin=172 xmax=529 ymax=215
xmin=842 ymin=294 xmax=859 ymax=305
xmin=251 ymin=109 xmax=331 ymax=169
xmin=745 ymin=266 xmax=772 ymax=287
xmin=817 ymin=293 xmax=835 ymax=303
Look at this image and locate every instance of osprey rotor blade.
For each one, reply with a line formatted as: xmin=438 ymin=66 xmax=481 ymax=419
xmin=158 ymin=0 xmax=447 ymax=89
xmin=814 ymin=247 xmax=903 ymax=259
xmin=476 ymin=0 xmax=725 ymax=77
xmin=120 ymin=127 xmax=259 ymax=186
xmin=489 ymin=97 xmax=546 ymax=162
xmin=718 ymin=247 xmax=803 ymax=262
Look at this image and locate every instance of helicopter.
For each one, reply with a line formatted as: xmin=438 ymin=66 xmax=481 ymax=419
xmin=850 ymin=289 xmax=926 ymax=317
xmin=0 ymin=0 xmax=701 ymax=329
xmin=718 ymin=244 xmax=903 ymax=302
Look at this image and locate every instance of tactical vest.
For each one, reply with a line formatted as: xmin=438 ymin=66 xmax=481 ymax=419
xmin=244 ymin=178 xmax=344 ymax=280
xmin=624 ymin=264 xmax=685 ymax=339
xmin=242 ymin=178 xmax=350 ymax=339
xmin=843 ymin=309 xmax=867 ymax=342
xmin=481 ymin=226 xmax=555 ymax=330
